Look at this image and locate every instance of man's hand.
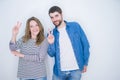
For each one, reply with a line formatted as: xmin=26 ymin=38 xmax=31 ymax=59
xmin=47 ymin=30 xmax=55 ymax=44
xmin=82 ymin=66 xmax=87 ymax=73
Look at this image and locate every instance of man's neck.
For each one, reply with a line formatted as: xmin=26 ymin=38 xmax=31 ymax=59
xmin=57 ymin=21 xmax=66 ymax=29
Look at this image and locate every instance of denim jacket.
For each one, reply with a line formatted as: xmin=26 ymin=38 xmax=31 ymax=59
xmin=47 ymin=21 xmax=90 ymax=76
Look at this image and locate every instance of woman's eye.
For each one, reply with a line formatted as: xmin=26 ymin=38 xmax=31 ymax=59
xmin=30 ymin=26 xmax=33 ymax=28
xmin=36 ymin=24 xmax=38 ymax=26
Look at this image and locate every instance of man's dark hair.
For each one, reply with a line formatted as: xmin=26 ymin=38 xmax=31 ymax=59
xmin=48 ymin=6 xmax=62 ymax=14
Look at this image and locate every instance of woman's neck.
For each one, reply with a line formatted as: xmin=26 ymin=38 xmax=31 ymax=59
xmin=31 ymin=35 xmax=36 ymax=40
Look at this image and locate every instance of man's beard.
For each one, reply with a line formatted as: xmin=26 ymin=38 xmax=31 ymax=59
xmin=53 ymin=20 xmax=62 ymax=27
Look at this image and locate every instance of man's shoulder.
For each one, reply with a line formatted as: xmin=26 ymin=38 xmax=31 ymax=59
xmin=66 ymin=21 xmax=81 ymax=29
xmin=67 ymin=21 xmax=78 ymax=24
xmin=66 ymin=21 xmax=80 ymax=26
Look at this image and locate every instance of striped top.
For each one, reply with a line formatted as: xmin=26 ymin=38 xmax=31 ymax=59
xmin=9 ymin=38 xmax=48 ymax=79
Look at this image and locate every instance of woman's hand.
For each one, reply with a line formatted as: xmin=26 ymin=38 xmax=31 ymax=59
xmin=11 ymin=51 xmax=24 ymax=57
xmin=11 ymin=22 xmax=21 ymax=43
xmin=12 ymin=22 xmax=21 ymax=37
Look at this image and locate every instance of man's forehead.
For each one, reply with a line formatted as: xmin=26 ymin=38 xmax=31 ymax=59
xmin=50 ymin=12 xmax=60 ymax=16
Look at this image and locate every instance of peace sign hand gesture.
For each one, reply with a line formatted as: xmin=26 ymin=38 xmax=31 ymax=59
xmin=11 ymin=22 xmax=21 ymax=43
xmin=12 ymin=21 xmax=21 ymax=37
xmin=47 ymin=30 xmax=55 ymax=44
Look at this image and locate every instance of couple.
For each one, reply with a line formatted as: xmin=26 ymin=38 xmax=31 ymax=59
xmin=9 ymin=6 xmax=90 ymax=80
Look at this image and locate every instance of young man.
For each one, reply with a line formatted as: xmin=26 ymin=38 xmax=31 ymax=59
xmin=47 ymin=6 xmax=90 ymax=80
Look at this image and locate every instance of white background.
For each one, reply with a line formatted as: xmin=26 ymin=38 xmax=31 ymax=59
xmin=0 ymin=0 xmax=120 ymax=80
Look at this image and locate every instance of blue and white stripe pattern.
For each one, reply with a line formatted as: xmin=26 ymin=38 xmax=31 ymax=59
xmin=9 ymin=38 xmax=48 ymax=78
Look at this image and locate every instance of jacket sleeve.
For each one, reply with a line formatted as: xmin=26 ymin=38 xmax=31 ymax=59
xmin=47 ymin=43 xmax=56 ymax=57
xmin=75 ymin=22 xmax=90 ymax=66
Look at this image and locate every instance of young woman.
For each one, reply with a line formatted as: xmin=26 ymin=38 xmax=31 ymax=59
xmin=9 ymin=17 xmax=48 ymax=80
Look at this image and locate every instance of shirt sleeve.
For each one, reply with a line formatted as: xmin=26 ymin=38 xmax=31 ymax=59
xmin=9 ymin=38 xmax=23 ymax=51
xmin=75 ymin=22 xmax=90 ymax=66
xmin=47 ymin=43 xmax=56 ymax=57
